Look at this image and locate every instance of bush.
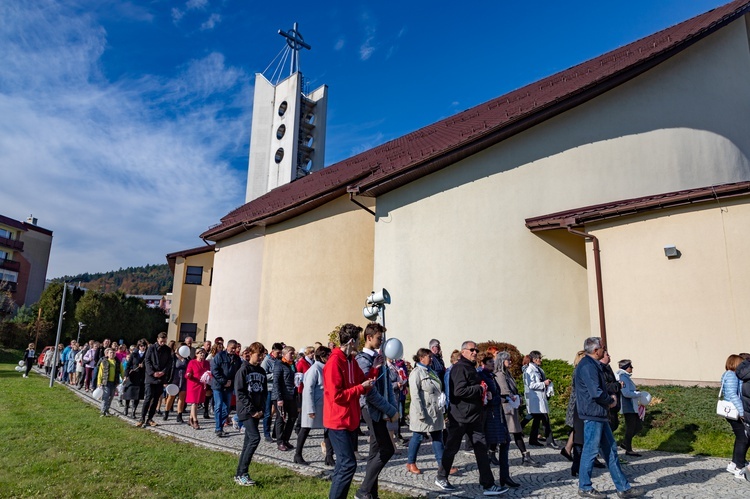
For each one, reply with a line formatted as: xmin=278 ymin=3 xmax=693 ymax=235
xmin=476 ymin=340 xmax=523 ymax=379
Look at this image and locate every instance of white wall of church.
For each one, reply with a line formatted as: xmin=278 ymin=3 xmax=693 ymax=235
xmin=207 ymin=227 xmax=265 ymax=345
xmin=372 ymin=17 xmax=750 ymax=378
xmin=586 ymin=197 xmax=750 ymax=384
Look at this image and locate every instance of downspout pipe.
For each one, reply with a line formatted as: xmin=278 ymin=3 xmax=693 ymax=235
xmin=567 ymin=227 xmax=607 ymax=347
xmin=347 ymin=190 xmax=376 ymax=217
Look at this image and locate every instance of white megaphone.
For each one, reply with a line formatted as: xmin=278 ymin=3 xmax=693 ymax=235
xmin=367 ymin=289 xmax=391 ymax=305
xmin=363 ymin=306 xmax=380 ymax=321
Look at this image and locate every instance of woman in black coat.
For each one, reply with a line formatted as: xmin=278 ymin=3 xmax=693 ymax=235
xmin=123 ymin=340 xmax=147 ymax=418
xmin=478 ymin=355 xmax=519 ymax=489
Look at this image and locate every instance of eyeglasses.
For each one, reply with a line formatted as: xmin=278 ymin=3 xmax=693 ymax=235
xmin=464 ymin=348 xmax=478 ymax=353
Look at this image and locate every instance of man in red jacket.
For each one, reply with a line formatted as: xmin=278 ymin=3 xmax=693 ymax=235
xmin=323 ymin=324 xmax=376 ymax=499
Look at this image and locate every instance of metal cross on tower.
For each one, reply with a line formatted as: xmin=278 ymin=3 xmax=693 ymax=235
xmin=278 ymin=22 xmax=311 ymax=76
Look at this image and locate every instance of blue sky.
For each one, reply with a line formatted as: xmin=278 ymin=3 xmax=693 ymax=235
xmin=0 ymin=0 xmax=730 ymax=277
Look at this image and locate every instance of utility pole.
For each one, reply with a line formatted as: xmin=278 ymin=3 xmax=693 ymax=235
xmin=49 ymin=283 xmax=67 ymax=388
xmin=34 ymin=307 xmax=42 ymax=350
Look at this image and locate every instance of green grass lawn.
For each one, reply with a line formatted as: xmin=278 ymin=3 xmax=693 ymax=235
xmin=0 ymin=349 xmax=409 ymax=499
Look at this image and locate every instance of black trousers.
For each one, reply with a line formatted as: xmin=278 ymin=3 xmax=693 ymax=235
xmin=727 ymin=417 xmax=750 ymax=468
xmin=141 ymin=383 xmax=162 ymax=423
xmin=622 ymin=413 xmax=643 ymax=452
xmin=275 ymin=398 xmax=298 ymax=444
xmin=359 ymin=416 xmax=395 ymax=496
xmin=439 ymin=415 xmax=495 ymax=489
xmin=236 ymin=417 xmax=261 ymax=477
xmin=528 ymin=413 xmax=552 ymax=443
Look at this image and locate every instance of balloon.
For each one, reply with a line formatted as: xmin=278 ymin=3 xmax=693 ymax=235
xmin=92 ymin=387 xmax=103 ymax=400
xmin=639 ymin=391 xmax=652 ymax=406
xmin=178 ymin=345 xmax=191 ymax=358
xmin=382 ymin=338 xmax=403 ymax=360
xmin=18 ymin=360 xmax=25 ymax=367
xmin=165 ymin=384 xmax=179 ymax=397
xmin=15 ymin=366 xmax=23 ymax=372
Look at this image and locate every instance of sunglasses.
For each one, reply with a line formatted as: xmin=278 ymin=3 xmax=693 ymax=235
xmin=464 ymin=348 xmax=479 ymax=353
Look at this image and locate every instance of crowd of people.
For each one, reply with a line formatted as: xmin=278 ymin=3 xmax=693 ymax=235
xmin=30 ymin=328 xmax=730 ymax=498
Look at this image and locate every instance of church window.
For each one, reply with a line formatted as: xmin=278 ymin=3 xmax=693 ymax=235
xmin=278 ymin=101 xmax=288 ymax=116
xmin=179 ymin=323 xmax=197 ymax=342
xmin=274 ymin=148 xmax=284 ymax=163
xmin=185 ymin=266 xmax=203 ymax=285
xmin=276 ymin=124 xmax=286 ymax=139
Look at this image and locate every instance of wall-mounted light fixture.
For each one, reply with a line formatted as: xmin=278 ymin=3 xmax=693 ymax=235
xmin=664 ymin=245 xmax=681 ymax=259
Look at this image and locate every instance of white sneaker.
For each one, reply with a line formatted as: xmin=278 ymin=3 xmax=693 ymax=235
xmin=22 ymin=375 xmax=28 ymax=378
xmin=727 ymin=462 xmax=738 ymax=473
xmin=732 ymin=466 xmax=747 ymax=480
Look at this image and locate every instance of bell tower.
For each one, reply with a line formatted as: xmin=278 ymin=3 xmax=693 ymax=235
xmin=245 ymin=23 xmax=328 ymax=204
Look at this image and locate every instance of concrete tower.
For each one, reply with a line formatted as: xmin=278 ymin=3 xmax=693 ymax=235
xmin=245 ymin=24 xmax=328 ymax=204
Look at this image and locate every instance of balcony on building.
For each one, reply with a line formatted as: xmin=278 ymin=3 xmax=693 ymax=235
xmin=0 ymin=258 xmax=21 ymax=272
xmin=0 ymin=235 xmax=23 ymax=251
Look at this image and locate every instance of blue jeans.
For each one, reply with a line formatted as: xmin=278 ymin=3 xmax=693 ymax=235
xmin=263 ymin=391 xmax=273 ymax=437
xmin=580 ymin=419 xmax=631 ymax=492
xmin=214 ymin=389 xmax=231 ymax=432
xmin=407 ymin=430 xmax=444 ymax=465
xmin=328 ymin=429 xmax=358 ymax=499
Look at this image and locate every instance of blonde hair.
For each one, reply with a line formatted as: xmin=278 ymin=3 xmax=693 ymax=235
xmin=573 ymin=350 xmax=587 ymax=366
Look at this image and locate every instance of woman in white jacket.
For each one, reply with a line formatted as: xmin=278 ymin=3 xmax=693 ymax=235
xmin=406 ymin=348 xmax=455 ymax=475
xmin=295 ymin=346 xmax=334 ymax=466
xmin=522 ymin=350 xmax=559 ymax=448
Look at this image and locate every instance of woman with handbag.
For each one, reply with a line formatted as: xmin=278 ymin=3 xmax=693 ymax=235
xmin=616 ymin=359 xmax=643 ymax=457
xmin=721 ymin=354 xmax=747 ymax=479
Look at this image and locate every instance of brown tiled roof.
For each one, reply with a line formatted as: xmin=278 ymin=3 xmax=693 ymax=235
xmin=202 ymin=0 xmax=750 ymax=242
xmin=525 ymin=181 xmax=750 ymax=231
xmin=166 ymin=244 xmax=215 ymax=274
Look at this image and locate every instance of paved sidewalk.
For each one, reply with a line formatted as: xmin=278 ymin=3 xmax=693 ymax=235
xmin=60 ymin=375 xmax=748 ymax=498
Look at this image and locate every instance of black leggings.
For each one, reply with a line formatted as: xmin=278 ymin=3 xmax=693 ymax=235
xmin=25 ymin=361 xmax=33 ymax=376
xmin=526 ymin=413 xmax=552 ymax=443
xmin=727 ymin=417 xmax=749 ymax=468
xmin=511 ymin=432 xmax=527 ymax=453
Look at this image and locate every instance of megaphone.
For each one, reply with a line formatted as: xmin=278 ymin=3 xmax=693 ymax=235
xmin=367 ymin=289 xmax=391 ymax=305
xmin=363 ymin=306 xmax=380 ymax=321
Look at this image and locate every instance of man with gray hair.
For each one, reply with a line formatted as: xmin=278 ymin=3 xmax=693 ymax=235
xmin=435 ymin=340 xmax=506 ymax=496
xmin=429 ymin=339 xmax=446 ymax=385
xmin=574 ymin=337 xmax=643 ymax=498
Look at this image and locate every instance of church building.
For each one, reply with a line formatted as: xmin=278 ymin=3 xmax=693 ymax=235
xmin=202 ymin=1 xmax=750 ymax=384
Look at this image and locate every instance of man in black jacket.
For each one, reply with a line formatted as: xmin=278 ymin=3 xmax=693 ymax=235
xmin=435 ymin=341 xmax=506 ymax=496
xmin=138 ymin=332 xmax=172 ymax=428
xmin=211 ymin=339 xmax=242 ymax=437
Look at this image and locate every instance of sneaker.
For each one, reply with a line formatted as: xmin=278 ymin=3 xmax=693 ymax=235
xmin=232 ymin=419 xmax=240 ymax=430
xmin=578 ymin=489 xmax=606 ymax=498
xmin=483 ymin=484 xmax=508 ymax=496
xmin=234 ymin=475 xmax=255 ymax=486
xmin=434 ymin=478 xmax=457 ymax=491
xmin=727 ymin=462 xmax=738 ymax=473
xmin=616 ymin=487 xmax=645 ymax=498
xmin=732 ymin=466 xmax=747 ymax=480
xmin=216 ymin=430 xmax=227 ymax=438
xmin=22 ymin=374 xmax=28 ymax=378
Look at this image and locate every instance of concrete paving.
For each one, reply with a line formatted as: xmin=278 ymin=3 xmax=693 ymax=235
xmin=58 ymin=375 xmax=749 ymax=498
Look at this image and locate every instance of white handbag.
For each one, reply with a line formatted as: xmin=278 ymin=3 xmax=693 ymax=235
xmin=717 ymin=380 xmax=740 ymax=420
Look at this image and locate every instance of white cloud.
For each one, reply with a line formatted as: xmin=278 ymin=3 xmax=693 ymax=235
xmin=0 ymin=1 xmax=251 ymax=277
xmin=186 ymin=0 xmax=209 ymax=10
xmin=360 ymin=38 xmax=375 ymax=61
xmin=359 ymin=11 xmax=377 ymax=61
xmin=200 ymin=13 xmax=221 ymax=31
xmin=171 ymin=7 xmax=184 ymax=23
xmin=334 ymin=38 xmax=345 ymax=51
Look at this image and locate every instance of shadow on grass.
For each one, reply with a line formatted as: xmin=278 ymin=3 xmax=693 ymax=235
xmin=656 ymin=423 xmax=699 ymax=453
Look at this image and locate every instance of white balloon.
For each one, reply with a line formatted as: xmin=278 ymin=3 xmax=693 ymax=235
xmin=178 ymin=345 xmax=191 ymax=358
xmin=92 ymin=387 xmax=103 ymax=400
xmin=165 ymin=384 xmax=179 ymax=396
xmin=15 ymin=366 xmax=23 ymax=372
xmin=18 ymin=360 xmax=25 ymax=366
xmin=639 ymin=391 xmax=652 ymax=406
xmin=382 ymin=338 xmax=404 ymax=360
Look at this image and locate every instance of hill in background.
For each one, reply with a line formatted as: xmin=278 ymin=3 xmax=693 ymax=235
xmin=52 ymin=264 xmax=173 ymax=295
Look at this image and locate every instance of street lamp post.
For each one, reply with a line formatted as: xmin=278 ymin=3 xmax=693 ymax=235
xmin=49 ymin=282 xmax=67 ymax=388
xmin=76 ymin=322 xmax=86 ymax=344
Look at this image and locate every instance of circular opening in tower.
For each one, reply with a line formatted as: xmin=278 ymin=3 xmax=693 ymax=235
xmin=274 ymin=148 xmax=284 ymax=163
xmin=276 ymin=124 xmax=286 ymax=140
xmin=278 ymin=101 xmax=288 ymax=116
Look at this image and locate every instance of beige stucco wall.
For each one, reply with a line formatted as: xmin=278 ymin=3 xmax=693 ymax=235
xmin=207 ymin=195 xmax=375 ymax=348
xmin=207 ymin=227 xmax=265 ymax=344
xmin=167 ymin=250 xmax=214 ymax=343
xmin=373 ymin=17 xmax=750 ymax=369
xmin=585 ymin=197 xmax=750 ymax=383
xmin=257 ymin=195 xmax=375 ymax=349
